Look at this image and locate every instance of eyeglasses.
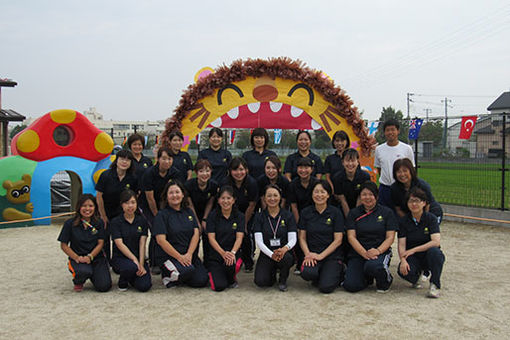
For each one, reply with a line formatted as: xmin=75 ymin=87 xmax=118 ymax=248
xmin=408 ymin=198 xmax=424 ymax=204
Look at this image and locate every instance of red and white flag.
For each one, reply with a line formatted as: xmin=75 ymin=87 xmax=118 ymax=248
xmin=459 ymin=116 xmax=478 ymax=139
xmin=229 ymin=130 xmax=236 ymax=144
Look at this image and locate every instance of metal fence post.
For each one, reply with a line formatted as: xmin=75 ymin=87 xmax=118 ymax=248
xmin=414 ymin=138 xmax=419 ymax=175
xmin=502 ymin=112 xmax=507 ymax=210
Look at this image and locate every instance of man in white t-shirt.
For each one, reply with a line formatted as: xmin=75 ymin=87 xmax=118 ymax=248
xmin=374 ymin=119 xmax=415 ymax=208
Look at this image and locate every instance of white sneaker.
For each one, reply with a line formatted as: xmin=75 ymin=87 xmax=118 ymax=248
xmin=376 ymin=288 xmax=390 ymax=294
xmin=427 ymin=283 xmax=440 ymax=298
xmin=420 ymin=273 xmax=430 ymax=283
xmin=412 ymin=282 xmax=422 ymax=289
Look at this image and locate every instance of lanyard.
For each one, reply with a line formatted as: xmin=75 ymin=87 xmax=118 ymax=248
xmin=81 ymin=219 xmax=92 ymax=229
xmin=355 ymin=209 xmax=375 ymax=222
xmin=267 ymin=215 xmax=282 ymax=239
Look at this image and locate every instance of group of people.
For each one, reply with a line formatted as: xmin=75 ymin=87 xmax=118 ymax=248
xmin=58 ymin=120 xmax=445 ymax=297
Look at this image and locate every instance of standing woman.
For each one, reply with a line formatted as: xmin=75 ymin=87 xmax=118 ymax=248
xmin=298 ymin=180 xmax=344 ymax=294
xmin=242 ymin=128 xmax=276 ymax=180
xmin=256 ymin=155 xmax=290 ymax=209
xmin=139 ymin=147 xmax=178 ymax=273
xmin=390 ymin=158 xmax=443 ymax=223
xmin=198 ymin=127 xmax=232 ymax=184
xmin=206 ymin=186 xmax=244 ymax=291
xmin=343 ymin=181 xmax=398 ymax=293
xmin=96 ymin=149 xmax=138 ymax=260
xmin=397 ymin=187 xmax=445 ymax=298
xmin=128 ymin=133 xmax=153 ymax=183
xmin=109 ymin=190 xmax=152 ymax=292
xmin=153 ymin=181 xmax=208 ymax=288
xmin=254 ymin=185 xmax=297 ymax=292
xmin=284 ymin=130 xmax=324 ymax=181
xmin=168 ymin=131 xmax=193 ymax=184
xmin=58 ymin=194 xmax=111 ymax=292
xmin=224 ymin=157 xmax=259 ymax=272
xmin=324 ymin=130 xmax=350 ymax=189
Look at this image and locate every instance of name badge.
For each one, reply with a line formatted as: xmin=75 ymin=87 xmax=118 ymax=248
xmin=270 ymin=238 xmax=281 ymax=247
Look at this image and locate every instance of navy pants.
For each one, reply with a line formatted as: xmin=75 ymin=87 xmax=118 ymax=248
xmin=254 ymin=252 xmax=294 ymax=287
xmin=398 ymin=247 xmax=445 ymax=288
xmin=301 ymin=257 xmax=344 ymax=294
xmin=343 ymin=251 xmax=393 ymax=292
xmin=208 ymin=257 xmax=243 ymax=292
xmin=241 ymin=222 xmax=254 ymax=269
xmin=110 ymin=257 xmax=152 ymax=292
xmin=68 ymin=257 xmax=112 ymax=292
xmin=161 ymin=257 xmax=208 ymax=288
xmin=201 ymin=231 xmax=211 ymax=269
xmin=378 ymin=184 xmax=393 ymax=209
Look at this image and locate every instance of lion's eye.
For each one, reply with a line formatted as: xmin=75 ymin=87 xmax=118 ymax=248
xmin=11 ymin=190 xmax=20 ymax=198
xmin=217 ymin=84 xmax=244 ymax=105
xmin=22 ymin=185 xmax=30 ymax=193
xmin=287 ymin=83 xmax=314 ymax=106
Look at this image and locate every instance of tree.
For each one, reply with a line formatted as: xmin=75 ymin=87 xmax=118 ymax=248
xmin=10 ymin=124 xmax=26 ymax=139
xmin=419 ymin=120 xmax=443 ymax=146
xmin=375 ymin=106 xmax=409 ymax=143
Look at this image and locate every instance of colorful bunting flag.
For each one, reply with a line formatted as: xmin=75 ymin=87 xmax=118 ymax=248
xmin=368 ymin=121 xmax=379 ymax=136
xmin=195 ymin=133 xmax=201 ymax=145
xmin=408 ymin=119 xmax=424 ymax=140
xmin=229 ymin=130 xmax=236 ymax=144
xmin=459 ymin=116 xmax=478 ymax=139
xmin=274 ymin=129 xmax=282 ymax=145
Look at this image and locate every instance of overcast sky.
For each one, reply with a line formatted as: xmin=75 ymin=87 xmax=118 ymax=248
xmin=1 ymin=0 xmax=509 ymax=123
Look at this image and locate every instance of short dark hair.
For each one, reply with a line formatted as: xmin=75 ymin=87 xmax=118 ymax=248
xmin=194 ymin=159 xmax=212 ymax=172
xmin=360 ymin=181 xmax=378 ymax=199
xmin=383 ymin=119 xmax=400 ymax=131
xmin=72 ymin=194 xmax=100 ymax=226
xmin=392 ymin=158 xmax=416 ymax=184
xmin=250 ymin=128 xmax=269 ymax=148
xmin=157 ymin=146 xmax=173 ymax=160
xmin=110 ymin=149 xmax=136 ymax=174
xmin=168 ymin=131 xmax=184 ymax=142
xmin=119 ymin=189 xmax=137 ymax=206
xmin=311 ymin=179 xmax=332 ymax=197
xmin=264 ymin=155 xmax=281 ymax=172
xmin=160 ymin=180 xmax=189 ymax=210
xmin=296 ymin=130 xmax=312 ymax=142
xmin=406 ymin=186 xmax=429 ymax=204
xmin=209 ymin=127 xmax=223 ymax=138
xmin=342 ymin=148 xmax=359 ymax=161
xmin=127 ymin=133 xmax=145 ymax=149
xmin=331 ymin=130 xmax=350 ymax=149
xmin=297 ymin=157 xmax=313 ymax=168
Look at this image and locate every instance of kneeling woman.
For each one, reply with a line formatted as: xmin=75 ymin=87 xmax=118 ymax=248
xmin=398 ymin=187 xmax=445 ymax=298
xmin=344 ymin=181 xmax=397 ymax=293
xmin=299 ymin=180 xmax=344 ymax=294
xmin=109 ymin=190 xmax=152 ymax=292
xmin=58 ymin=194 xmax=111 ymax=292
xmin=153 ymin=181 xmax=208 ymax=288
xmin=254 ymin=184 xmax=297 ymax=292
xmin=206 ymin=186 xmax=244 ymax=291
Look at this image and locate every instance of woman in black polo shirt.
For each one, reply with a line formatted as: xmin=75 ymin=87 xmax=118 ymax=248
xmin=206 ymin=186 xmax=244 ymax=291
xmin=343 ymin=181 xmax=397 ymax=293
xmin=127 ymin=133 xmax=153 ymax=184
xmin=390 ymin=158 xmax=443 ymax=223
xmin=110 ymin=190 xmax=152 ymax=292
xmin=283 ymin=130 xmax=323 ymax=181
xmin=57 ymin=194 xmax=111 ymax=292
xmin=256 ymin=155 xmax=290 ymax=209
xmin=254 ymin=184 xmax=297 ymax=292
xmin=298 ymin=180 xmax=344 ymax=294
xmin=224 ymin=157 xmax=259 ymax=272
xmin=324 ymin=130 xmax=350 ymax=188
xmin=153 ymin=180 xmax=208 ymax=288
xmin=242 ymin=128 xmax=276 ymax=180
xmin=197 ymin=128 xmax=232 ymax=184
xmin=168 ymin=131 xmax=193 ymax=184
xmin=397 ymin=187 xmax=445 ymax=298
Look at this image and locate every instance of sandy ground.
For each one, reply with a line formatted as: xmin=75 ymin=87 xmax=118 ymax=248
xmin=1 ymin=220 xmax=509 ymax=340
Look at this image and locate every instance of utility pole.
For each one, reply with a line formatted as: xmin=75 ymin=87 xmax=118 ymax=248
xmin=407 ymin=93 xmax=414 ymax=121
xmin=441 ymin=98 xmax=452 ymax=149
xmin=424 ymin=108 xmax=432 ymax=122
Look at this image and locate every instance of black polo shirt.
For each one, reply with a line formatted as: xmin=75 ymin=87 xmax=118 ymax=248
xmin=95 ymin=169 xmax=138 ymax=219
xmin=298 ymin=205 xmax=344 ymax=259
xmin=222 ymin=175 xmax=259 ymax=214
xmin=58 ymin=218 xmax=105 ymax=257
xmin=398 ymin=212 xmax=440 ymax=250
xmin=197 ymin=148 xmax=232 ymax=184
xmin=253 ymin=209 xmax=297 ymax=251
xmin=110 ymin=214 xmax=149 ymax=259
xmin=171 ymin=151 xmax=193 ymax=184
xmin=390 ymin=178 xmax=443 ymax=218
xmin=139 ymin=164 xmax=179 ymax=212
xmin=287 ymin=177 xmax=319 ymax=211
xmin=242 ymin=149 xmax=277 ymax=180
xmin=133 ymin=155 xmax=153 ymax=184
xmin=346 ymin=204 xmax=398 ymax=252
xmin=153 ymin=206 xmax=198 ymax=255
xmin=333 ymin=168 xmax=371 ymax=209
xmin=206 ymin=209 xmax=245 ymax=262
xmin=256 ymin=174 xmax=290 ymax=201
xmin=324 ymin=153 xmax=344 ymax=178
xmin=283 ymin=151 xmax=324 ymax=180
xmin=185 ymin=178 xmax=219 ymax=220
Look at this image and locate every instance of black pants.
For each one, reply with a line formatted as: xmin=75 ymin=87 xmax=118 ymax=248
xmin=208 ymin=257 xmax=243 ymax=292
xmin=301 ymin=257 xmax=343 ymax=294
xmin=343 ymin=251 xmax=393 ymax=292
xmin=110 ymin=257 xmax=152 ymax=292
xmin=161 ymin=257 xmax=208 ymax=288
xmin=254 ymin=252 xmax=294 ymax=287
xmin=201 ymin=231 xmax=211 ymax=269
xmin=293 ymin=243 xmax=304 ymax=271
xmin=241 ymin=221 xmax=254 ymax=269
xmin=67 ymin=257 xmax=111 ymax=292
xmin=398 ymin=247 xmax=445 ymax=288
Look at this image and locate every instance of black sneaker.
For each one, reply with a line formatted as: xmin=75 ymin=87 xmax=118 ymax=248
xmin=151 ymin=266 xmax=161 ymax=275
xmin=166 ymin=281 xmax=178 ymax=288
xmin=278 ymin=283 xmax=288 ymax=292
